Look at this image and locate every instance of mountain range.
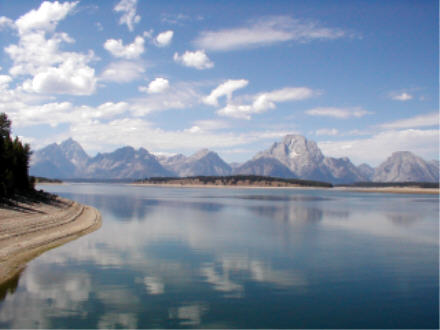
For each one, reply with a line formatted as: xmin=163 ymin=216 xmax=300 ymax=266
xmin=30 ymin=135 xmax=439 ymax=183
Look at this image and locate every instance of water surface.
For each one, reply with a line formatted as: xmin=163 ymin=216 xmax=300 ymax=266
xmin=0 ymin=184 xmax=438 ymax=328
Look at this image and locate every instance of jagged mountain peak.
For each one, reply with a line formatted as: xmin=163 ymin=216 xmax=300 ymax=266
xmin=190 ymin=148 xmax=213 ymax=160
xmin=282 ymin=134 xmax=307 ymax=145
xmin=60 ymin=137 xmax=79 ymax=147
xmin=373 ymin=151 xmax=439 ymax=182
xmin=59 ymin=138 xmax=89 ymax=166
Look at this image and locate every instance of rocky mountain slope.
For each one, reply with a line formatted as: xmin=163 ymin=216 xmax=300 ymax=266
xmin=239 ymin=135 xmax=368 ymax=183
xmin=158 ymin=149 xmax=232 ymax=177
xmin=373 ymin=151 xmax=439 ymax=182
xmin=31 ymin=140 xmax=172 ymax=179
xmin=357 ymin=163 xmax=375 ymax=181
xmin=233 ymin=157 xmax=296 ymax=178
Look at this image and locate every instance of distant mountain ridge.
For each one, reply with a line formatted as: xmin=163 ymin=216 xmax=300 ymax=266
xmin=31 ymin=141 xmax=172 ymax=179
xmin=238 ymin=135 xmax=368 ymax=183
xmin=30 ymin=136 xmax=439 ymax=183
xmin=373 ymin=151 xmax=439 ymax=182
xmin=159 ymin=149 xmax=232 ymax=177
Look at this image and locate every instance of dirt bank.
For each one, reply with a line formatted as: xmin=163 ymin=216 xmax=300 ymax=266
xmin=0 ymin=196 xmax=101 ymax=285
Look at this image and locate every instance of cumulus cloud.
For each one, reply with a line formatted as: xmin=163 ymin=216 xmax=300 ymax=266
xmin=218 ymin=87 xmax=318 ymax=119
xmin=391 ymin=92 xmax=413 ymax=101
xmin=0 ymin=75 xmax=12 ymax=89
xmin=15 ymin=1 xmax=78 ymax=34
xmin=100 ymin=61 xmax=145 ymax=83
xmin=114 ymin=0 xmax=140 ymax=32
xmin=104 ymin=36 xmax=144 ymax=59
xmin=155 ymin=30 xmax=174 ymax=47
xmin=3 ymin=1 xmax=98 ymax=95
xmin=204 ymin=79 xmax=249 ymax=106
xmin=319 ymin=129 xmax=439 ymax=166
xmin=139 ymin=77 xmax=170 ymax=94
xmin=305 ymin=107 xmax=371 ymax=119
xmin=4 ymin=100 xmax=129 ymax=128
xmin=173 ymin=50 xmax=214 ymax=70
xmin=380 ymin=112 xmax=439 ymax=129
xmin=23 ymin=57 xmax=96 ymax=95
xmin=194 ymin=16 xmax=349 ymax=51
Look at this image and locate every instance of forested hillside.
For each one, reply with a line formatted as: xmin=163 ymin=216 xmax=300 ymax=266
xmin=0 ymin=113 xmax=34 ymax=197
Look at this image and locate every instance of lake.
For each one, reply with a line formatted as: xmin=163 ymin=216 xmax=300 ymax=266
xmin=0 ymin=184 xmax=438 ymax=328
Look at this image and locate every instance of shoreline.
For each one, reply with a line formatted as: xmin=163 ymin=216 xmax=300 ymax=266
xmin=0 ymin=197 xmax=101 ymax=285
xmin=132 ymin=182 xmax=439 ymax=194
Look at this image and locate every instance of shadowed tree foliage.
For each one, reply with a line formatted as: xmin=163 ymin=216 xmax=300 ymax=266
xmin=0 ymin=113 xmax=34 ymax=197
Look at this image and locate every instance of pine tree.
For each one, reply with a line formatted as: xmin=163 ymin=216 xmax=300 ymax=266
xmin=0 ymin=113 xmax=33 ymax=198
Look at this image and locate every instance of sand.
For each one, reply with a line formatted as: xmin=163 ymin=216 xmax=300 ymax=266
xmin=0 ymin=196 xmax=101 ymax=285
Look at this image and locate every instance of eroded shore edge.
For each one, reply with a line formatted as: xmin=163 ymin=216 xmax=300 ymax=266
xmin=0 ymin=198 xmax=101 ymax=285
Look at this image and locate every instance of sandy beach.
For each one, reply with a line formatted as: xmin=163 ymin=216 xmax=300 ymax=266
xmin=0 ymin=196 xmax=101 ymax=285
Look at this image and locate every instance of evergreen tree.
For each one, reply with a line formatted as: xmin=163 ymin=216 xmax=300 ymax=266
xmin=0 ymin=113 xmax=33 ymax=198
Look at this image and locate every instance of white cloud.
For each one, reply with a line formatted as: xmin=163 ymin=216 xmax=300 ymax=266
xmin=192 ymin=119 xmax=230 ymax=131
xmin=6 ymin=31 xmax=73 ymax=76
xmin=4 ymin=99 xmax=129 ymax=128
xmin=204 ymin=79 xmax=249 ymax=106
xmin=0 ymin=75 xmax=12 ymax=88
xmin=15 ymin=1 xmax=78 ymax=34
xmin=155 ymin=30 xmax=174 ymax=47
xmin=305 ymin=107 xmax=371 ymax=119
xmin=253 ymin=87 xmax=317 ymax=112
xmin=319 ymin=129 xmax=439 ymax=166
xmin=315 ymin=128 xmax=339 ymax=136
xmin=140 ymin=77 xmax=170 ymax=94
xmin=0 ymin=16 xmax=15 ymax=30
xmin=3 ymin=2 xmax=98 ymax=95
xmin=130 ymin=82 xmax=200 ymax=115
xmin=160 ymin=13 xmax=190 ymax=25
xmin=114 ymin=0 xmax=140 ymax=32
xmin=173 ymin=50 xmax=214 ymax=70
xmin=104 ymin=36 xmax=144 ymax=59
xmin=380 ymin=112 xmax=439 ymax=129
xmin=100 ymin=61 xmax=145 ymax=83
xmin=218 ymin=87 xmax=318 ymax=119
xmin=217 ymin=104 xmax=253 ymax=119
xmin=24 ymin=56 xmax=97 ymax=95
xmin=391 ymin=92 xmax=413 ymax=101
xmin=186 ymin=119 xmax=230 ymax=133
xmin=194 ymin=16 xmax=349 ymax=51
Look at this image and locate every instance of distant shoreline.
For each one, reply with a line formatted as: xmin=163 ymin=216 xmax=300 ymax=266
xmin=133 ymin=182 xmax=439 ymax=194
xmin=0 ymin=196 xmax=101 ymax=285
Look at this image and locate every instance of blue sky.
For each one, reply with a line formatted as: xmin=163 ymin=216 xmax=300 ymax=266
xmin=0 ymin=0 xmax=438 ymax=165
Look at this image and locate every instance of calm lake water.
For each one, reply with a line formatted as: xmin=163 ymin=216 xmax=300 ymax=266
xmin=0 ymin=184 xmax=438 ymax=328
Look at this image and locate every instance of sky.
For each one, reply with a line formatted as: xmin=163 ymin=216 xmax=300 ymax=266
xmin=0 ymin=0 xmax=438 ymax=166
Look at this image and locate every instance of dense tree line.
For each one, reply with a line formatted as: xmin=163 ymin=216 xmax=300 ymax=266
xmin=0 ymin=113 xmax=34 ymax=197
xmin=142 ymin=175 xmax=333 ymax=188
